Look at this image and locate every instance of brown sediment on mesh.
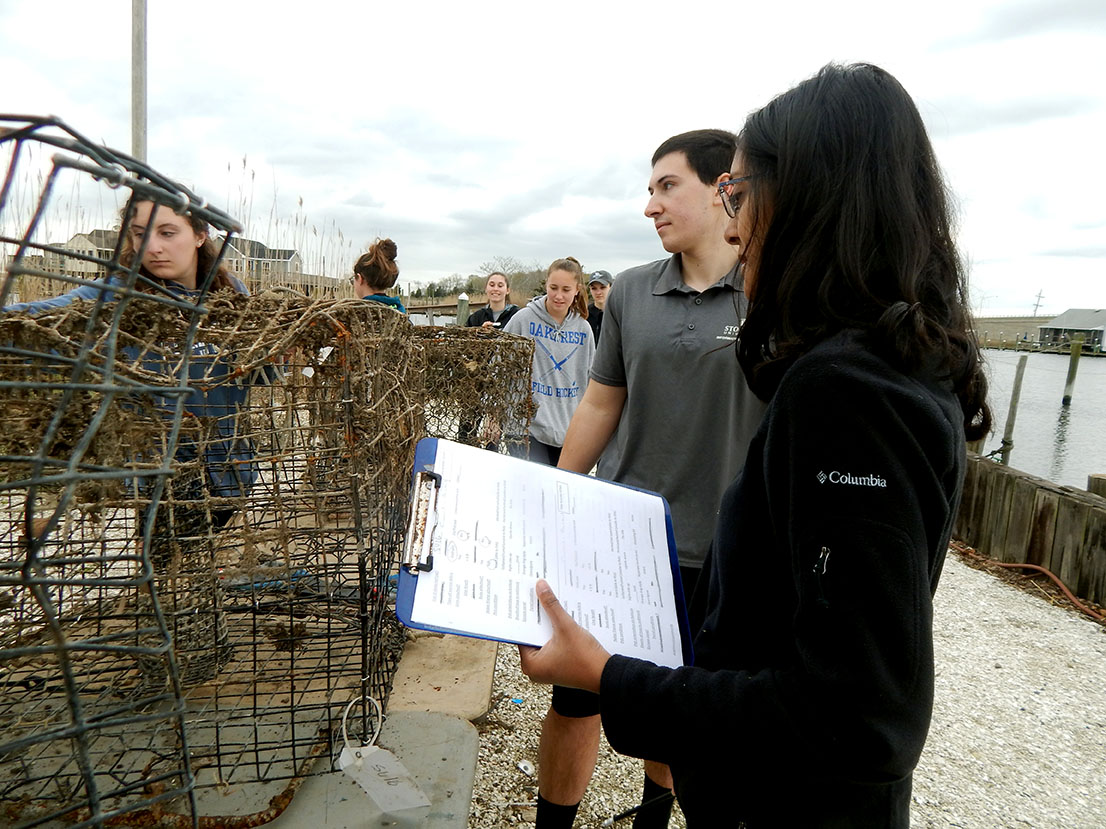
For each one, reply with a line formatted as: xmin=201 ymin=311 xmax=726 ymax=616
xmin=0 ymin=293 xmax=533 ymax=825
xmin=411 ymin=324 xmax=536 ymax=449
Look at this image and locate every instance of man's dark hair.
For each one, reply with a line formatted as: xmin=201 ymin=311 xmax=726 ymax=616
xmin=735 ymin=63 xmax=991 ymax=440
xmin=651 ymin=129 xmax=737 ymax=185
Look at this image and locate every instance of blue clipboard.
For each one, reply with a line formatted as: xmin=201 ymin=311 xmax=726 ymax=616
xmin=395 ymin=437 xmax=694 ymax=667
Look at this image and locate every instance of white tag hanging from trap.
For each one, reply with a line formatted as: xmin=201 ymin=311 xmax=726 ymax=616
xmin=336 ymin=694 xmax=431 ymax=814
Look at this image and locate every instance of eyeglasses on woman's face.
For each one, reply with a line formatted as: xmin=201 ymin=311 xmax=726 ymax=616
xmin=718 ymin=175 xmax=755 ymax=219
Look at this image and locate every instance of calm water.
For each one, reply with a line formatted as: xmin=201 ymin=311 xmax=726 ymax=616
xmin=410 ymin=313 xmax=457 ymax=326
xmin=981 ymin=349 xmax=1105 ymax=489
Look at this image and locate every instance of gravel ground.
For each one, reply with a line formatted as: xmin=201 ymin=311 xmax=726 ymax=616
xmin=469 ymin=549 xmax=1106 ymax=828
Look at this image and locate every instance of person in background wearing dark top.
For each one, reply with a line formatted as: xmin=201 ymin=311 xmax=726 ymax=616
xmin=534 ymin=129 xmax=765 ymax=829
xmin=466 ymin=271 xmax=519 ymax=329
xmin=458 ymin=271 xmax=520 ymax=447
xmin=585 ymin=270 xmax=611 ymax=341
xmin=353 ymin=238 xmax=406 ymax=313
xmin=520 ymin=63 xmax=992 ymax=827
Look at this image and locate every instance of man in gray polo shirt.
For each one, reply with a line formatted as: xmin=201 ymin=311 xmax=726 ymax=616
xmin=534 ymin=130 xmax=767 ymax=829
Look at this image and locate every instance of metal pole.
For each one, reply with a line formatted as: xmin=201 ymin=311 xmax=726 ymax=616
xmin=999 ymin=354 xmax=1027 ymax=466
xmin=1062 ymin=336 xmax=1083 ymax=406
xmin=131 ymin=0 xmax=147 ymax=162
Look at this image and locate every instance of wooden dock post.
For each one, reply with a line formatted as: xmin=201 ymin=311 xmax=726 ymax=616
xmin=1062 ymin=336 xmax=1083 ymax=406
xmin=455 ymin=293 xmax=470 ymax=327
xmin=999 ymin=354 xmax=1028 ymax=466
xmin=1088 ymin=474 xmax=1106 ymax=499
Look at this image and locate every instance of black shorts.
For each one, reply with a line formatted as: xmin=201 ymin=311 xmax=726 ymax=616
xmin=550 ymin=565 xmax=703 ymax=718
xmin=507 ymin=438 xmax=561 ymax=467
xmin=551 ymin=684 xmax=600 ymax=718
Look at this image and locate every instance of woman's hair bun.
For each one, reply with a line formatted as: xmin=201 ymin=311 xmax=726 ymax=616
xmin=354 ymin=237 xmax=400 ymax=290
xmin=374 ymin=238 xmax=398 ymax=261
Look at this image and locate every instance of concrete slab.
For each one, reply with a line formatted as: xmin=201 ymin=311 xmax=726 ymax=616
xmin=268 ymin=710 xmax=477 ymax=828
xmin=388 ymin=633 xmax=497 ymax=722
xmin=110 ymin=631 xmax=495 ymax=826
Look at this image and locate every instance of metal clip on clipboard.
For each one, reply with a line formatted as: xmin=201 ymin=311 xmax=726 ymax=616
xmin=403 ymin=469 xmax=442 ymax=573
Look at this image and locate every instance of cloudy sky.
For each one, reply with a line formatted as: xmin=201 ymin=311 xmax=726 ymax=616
xmin=2 ymin=0 xmax=1103 ymax=315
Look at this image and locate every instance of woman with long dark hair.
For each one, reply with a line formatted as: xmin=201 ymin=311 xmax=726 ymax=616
xmin=521 ymin=63 xmax=991 ymax=826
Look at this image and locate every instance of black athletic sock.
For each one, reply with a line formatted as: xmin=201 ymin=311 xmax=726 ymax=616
xmin=537 ymin=793 xmax=580 ymax=828
xmin=631 ymin=773 xmax=675 ymax=829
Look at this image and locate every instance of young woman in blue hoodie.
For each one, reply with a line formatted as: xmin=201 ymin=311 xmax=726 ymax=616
xmin=503 ymin=257 xmax=595 ymax=466
xmin=5 ymin=198 xmax=265 ymax=683
xmin=5 ymin=199 xmax=258 ymax=514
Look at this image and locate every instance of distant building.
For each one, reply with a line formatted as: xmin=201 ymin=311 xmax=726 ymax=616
xmin=221 ymin=237 xmax=303 ymax=285
xmin=1038 ymin=309 xmax=1106 ymax=351
xmin=216 ymin=236 xmax=348 ymax=295
xmin=43 ymin=229 xmax=120 ymax=277
xmin=5 ymin=228 xmax=341 ymax=299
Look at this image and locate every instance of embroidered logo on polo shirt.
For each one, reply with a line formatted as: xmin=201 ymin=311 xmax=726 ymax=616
xmin=715 ymin=324 xmax=739 ymax=342
xmin=818 ymin=470 xmax=888 ymax=488
xmin=715 ymin=320 xmax=745 ymax=342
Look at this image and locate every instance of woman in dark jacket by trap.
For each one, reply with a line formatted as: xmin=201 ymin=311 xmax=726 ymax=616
xmin=5 ymin=200 xmax=259 ymax=509
xmin=520 ymin=63 xmax=991 ymax=827
xmin=456 ymin=271 xmax=521 ymax=448
xmin=466 ymin=271 xmax=519 ymax=329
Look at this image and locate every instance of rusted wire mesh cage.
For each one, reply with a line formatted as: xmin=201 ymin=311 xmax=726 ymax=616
xmin=412 ymin=325 xmax=535 ymax=455
xmin=0 ymin=288 xmax=425 ymax=825
xmin=1 ymin=117 xmax=536 ymax=827
xmin=0 ymin=115 xmax=248 ymax=827
xmin=128 ymin=293 xmax=423 ymax=824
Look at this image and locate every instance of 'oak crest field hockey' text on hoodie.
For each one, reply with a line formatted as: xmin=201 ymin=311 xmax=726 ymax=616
xmin=504 ymin=295 xmax=595 ymax=447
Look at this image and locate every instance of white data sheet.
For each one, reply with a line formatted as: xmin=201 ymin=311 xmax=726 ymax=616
xmin=398 ymin=439 xmax=687 ymax=668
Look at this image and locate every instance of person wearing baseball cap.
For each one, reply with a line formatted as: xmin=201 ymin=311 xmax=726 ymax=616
xmin=586 ymin=270 xmax=612 ymax=341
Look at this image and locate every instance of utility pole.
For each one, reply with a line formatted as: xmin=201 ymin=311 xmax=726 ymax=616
xmin=1032 ymin=290 xmax=1044 ymax=317
xmin=131 ymin=0 xmax=147 ymax=162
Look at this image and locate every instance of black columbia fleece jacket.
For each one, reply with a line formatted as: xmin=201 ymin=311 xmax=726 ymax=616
xmin=600 ymin=329 xmax=966 ymax=827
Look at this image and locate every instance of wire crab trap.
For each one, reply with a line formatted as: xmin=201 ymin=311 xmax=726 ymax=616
xmin=411 ymin=325 xmax=535 ymax=455
xmin=141 ymin=293 xmax=424 ymax=824
xmin=1 ymin=116 xmax=537 ymax=829
xmin=2 ymin=287 xmax=424 ymax=826
xmin=0 ymin=115 xmax=245 ymax=827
